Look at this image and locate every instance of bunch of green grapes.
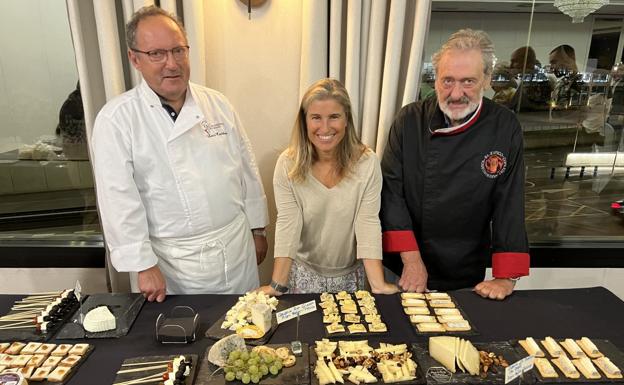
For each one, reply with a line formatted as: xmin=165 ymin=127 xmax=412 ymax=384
xmin=223 ymin=349 xmax=284 ymax=384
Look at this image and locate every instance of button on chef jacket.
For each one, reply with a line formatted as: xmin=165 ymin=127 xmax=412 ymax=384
xmin=380 ymin=97 xmax=529 ymax=290
xmin=91 ymin=80 xmax=268 ymax=274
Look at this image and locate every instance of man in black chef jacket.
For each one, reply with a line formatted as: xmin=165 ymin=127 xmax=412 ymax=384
xmin=380 ymin=29 xmax=530 ymax=300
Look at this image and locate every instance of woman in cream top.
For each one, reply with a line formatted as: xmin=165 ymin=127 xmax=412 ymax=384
xmin=260 ymin=78 xmax=399 ymax=295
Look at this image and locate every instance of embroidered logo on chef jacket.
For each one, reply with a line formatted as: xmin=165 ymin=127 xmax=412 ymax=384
xmin=481 ymin=151 xmax=507 ymax=178
xmin=200 ymin=120 xmax=227 ymax=137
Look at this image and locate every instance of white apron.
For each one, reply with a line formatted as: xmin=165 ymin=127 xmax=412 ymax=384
xmin=148 ymin=212 xmax=259 ymax=294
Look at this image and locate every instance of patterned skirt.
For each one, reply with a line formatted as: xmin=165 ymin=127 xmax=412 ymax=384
xmin=287 ymin=259 xmax=367 ymax=293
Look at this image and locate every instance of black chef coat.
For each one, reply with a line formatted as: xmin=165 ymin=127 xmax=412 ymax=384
xmin=380 ymin=96 xmax=530 ymax=291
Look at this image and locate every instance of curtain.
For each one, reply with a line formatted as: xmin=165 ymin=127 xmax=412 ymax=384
xmin=300 ymin=0 xmax=432 ymax=154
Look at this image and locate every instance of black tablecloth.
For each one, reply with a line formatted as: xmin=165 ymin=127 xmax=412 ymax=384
xmin=1 ymin=287 xmax=623 ymax=385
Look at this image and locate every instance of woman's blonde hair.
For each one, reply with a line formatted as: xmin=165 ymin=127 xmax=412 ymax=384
xmin=287 ymin=78 xmax=365 ymax=182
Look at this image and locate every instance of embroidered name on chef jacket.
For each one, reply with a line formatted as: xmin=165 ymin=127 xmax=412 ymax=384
xmin=201 ymin=120 xmax=227 ymax=137
xmin=481 ymin=151 xmax=507 ymax=178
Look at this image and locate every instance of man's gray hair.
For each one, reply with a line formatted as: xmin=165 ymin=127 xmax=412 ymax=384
xmin=431 ymin=29 xmax=496 ymax=76
xmin=126 ymin=5 xmax=187 ymax=49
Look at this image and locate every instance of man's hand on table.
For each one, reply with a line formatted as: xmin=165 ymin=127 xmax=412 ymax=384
xmin=371 ymin=282 xmax=401 ymax=295
xmin=138 ymin=265 xmax=166 ymax=302
xmin=399 ymin=250 xmax=428 ymax=292
xmin=474 ymin=278 xmax=515 ymax=300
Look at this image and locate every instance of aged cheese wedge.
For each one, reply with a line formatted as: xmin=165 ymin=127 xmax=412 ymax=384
xmin=576 ymin=337 xmax=603 ymax=358
xmin=429 ymin=336 xmax=456 ymax=373
xmin=83 ymin=306 xmax=116 ymax=333
xmin=460 ymin=340 xmax=480 ymax=376
xmin=348 ymin=365 xmax=377 ymax=384
xmin=534 ymin=358 xmax=558 ymax=378
xmin=519 ymin=337 xmax=545 ymax=357
xmin=593 ymin=356 xmax=623 ymax=379
xmin=572 ymin=356 xmax=601 ymax=379
xmin=409 ymin=315 xmax=437 ymax=324
xmin=552 ymin=355 xmax=581 ymax=379
xmin=541 ymin=337 xmax=564 ymax=357
xmin=404 ymin=307 xmax=430 ymax=315
xmin=561 ymin=338 xmax=585 ymax=359
xmin=315 ymin=357 xmax=338 ymax=385
xmin=455 ymin=338 xmax=465 ymax=373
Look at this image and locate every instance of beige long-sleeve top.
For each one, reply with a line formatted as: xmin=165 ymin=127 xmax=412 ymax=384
xmin=273 ymin=149 xmax=383 ymax=277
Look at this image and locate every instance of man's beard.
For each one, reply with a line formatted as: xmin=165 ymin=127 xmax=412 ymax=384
xmin=438 ymin=89 xmax=483 ymax=123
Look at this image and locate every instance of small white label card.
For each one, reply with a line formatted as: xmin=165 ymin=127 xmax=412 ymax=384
xmin=505 ymin=355 xmax=534 ymax=384
xmin=276 ymin=300 xmax=317 ymax=324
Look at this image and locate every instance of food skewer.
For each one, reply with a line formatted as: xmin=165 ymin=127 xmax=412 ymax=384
xmin=112 ymin=372 xmax=165 ymax=385
xmin=116 ymin=364 xmax=168 ymax=374
xmin=121 ymin=360 xmax=172 ymax=367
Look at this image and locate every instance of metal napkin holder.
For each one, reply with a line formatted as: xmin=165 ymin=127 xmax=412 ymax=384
xmin=155 ymin=306 xmax=200 ymax=344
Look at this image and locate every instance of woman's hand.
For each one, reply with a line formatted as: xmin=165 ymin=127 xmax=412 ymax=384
xmin=256 ymin=285 xmax=283 ymax=297
xmin=370 ymin=282 xmax=400 ymax=295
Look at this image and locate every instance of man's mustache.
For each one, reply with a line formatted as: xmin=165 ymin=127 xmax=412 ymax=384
xmin=445 ymin=96 xmax=470 ymax=104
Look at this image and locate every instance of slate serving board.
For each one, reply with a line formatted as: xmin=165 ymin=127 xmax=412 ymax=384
xmin=113 ymin=354 xmax=198 ymax=385
xmin=55 ymin=293 xmax=145 ymax=339
xmin=195 ymin=343 xmax=310 ymax=385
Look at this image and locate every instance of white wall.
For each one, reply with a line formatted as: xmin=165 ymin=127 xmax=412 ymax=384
xmin=0 ymin=0 xmax=79 ymax=148
xmin=203 ymin=1 xmax=304 ymax=284
xmin=427 ymin=12 xmax=593 ymax=72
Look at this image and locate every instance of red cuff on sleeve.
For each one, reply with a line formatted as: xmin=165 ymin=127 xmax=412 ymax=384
xmin=382 ymin=231 xmax=419 ymax=252
xmin=492 ymin=252 xmax=530 ymax=278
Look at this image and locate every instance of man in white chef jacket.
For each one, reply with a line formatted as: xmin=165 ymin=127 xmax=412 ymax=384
xmin=91 ymin=6 xmax=268 ymax=301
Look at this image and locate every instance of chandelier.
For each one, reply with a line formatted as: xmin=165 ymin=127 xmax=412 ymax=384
xmin=554 ymin=0 xmax=609 ymax=23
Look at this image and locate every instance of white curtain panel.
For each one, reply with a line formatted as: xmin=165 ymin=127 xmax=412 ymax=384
xmin=93 ymin=1 xmax=125 ymax=101
xmin=182 ymin=0 xmax=207 ymax=86
xmin=300 ymin=0 xmax=329 ymax=99
xmin=304 ymin=0 xmax=431 ymax=154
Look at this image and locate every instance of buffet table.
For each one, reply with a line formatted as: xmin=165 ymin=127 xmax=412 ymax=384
xmin=1 ymin=287 xmax=623 ymax=384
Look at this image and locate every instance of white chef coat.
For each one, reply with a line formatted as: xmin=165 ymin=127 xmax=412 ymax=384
xmin=91 ymin=80 xmax=268 ymax=293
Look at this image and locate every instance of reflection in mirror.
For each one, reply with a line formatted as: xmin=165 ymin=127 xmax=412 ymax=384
xmin=0 ymin=0 xmax=100 ymax=243
xmin=427 ymin=1 xmax=624 ymax=243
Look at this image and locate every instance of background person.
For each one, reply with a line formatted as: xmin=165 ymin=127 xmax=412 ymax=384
xmin=380 ymin=29 xmax=530 ymax=300
xmin=91 ymin=6 xmax=268 ymax=301
xmin=259 ymin=79 xmax=399 ymax=295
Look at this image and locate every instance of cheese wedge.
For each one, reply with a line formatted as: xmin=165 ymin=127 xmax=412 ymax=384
xmin=552 ymin=355 xmax=581 ymax=379
xmin=460 ymin=340 xmax=480 ymax=376
xmin=541 ymin=337 xmax=564 ymax=357
xmin=561 ymin=338 xmax=585 ymax=359
xmin=368 ymin=322 xmax=387 ymax=332
xmin=400 ymin=292 xmax=425 ymax=299
xmin=443 ymin=320 xmax=471 ymax=332
xmin=425 ymin=292 xmax=451 ymax=300
xmin=572 ymin=356 xmax=601 ymax=379
xmin=344 ymin=314 xmax=360 ymax=323
xmin=429 ymin=336 xmax=456 ymax=373
xmin=323 ymin=314 xmax=341 ymax=324
xmin=437 ymin=315 xmax=464 ymax=323
xmin=326 ymin=322 xmax=345 ymax=334
xmin=593 ymin=356 xmax=623 ymax=379
xmin=519 ymin=337 xmax=545 ymax=357
xmin=250 ymin=303 xmax=272 ymax=333
xmin=576 ymin=337 xmax=603 ymax=358
xmin=534 ymin=358 xmax=558 ymax=378
xmin=455 ymin=338 xmax=465 ymax=373
xmin=428 ymin=299 xmax=455 ymax=308
xmin=347 ymin=324 xmax=367 ymax=333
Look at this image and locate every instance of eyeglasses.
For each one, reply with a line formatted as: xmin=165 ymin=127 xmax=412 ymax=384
xmin=131 ymin=45 xmax=190 ymax=63
xmin=439 ymin=77 xmax=481 ymax=90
